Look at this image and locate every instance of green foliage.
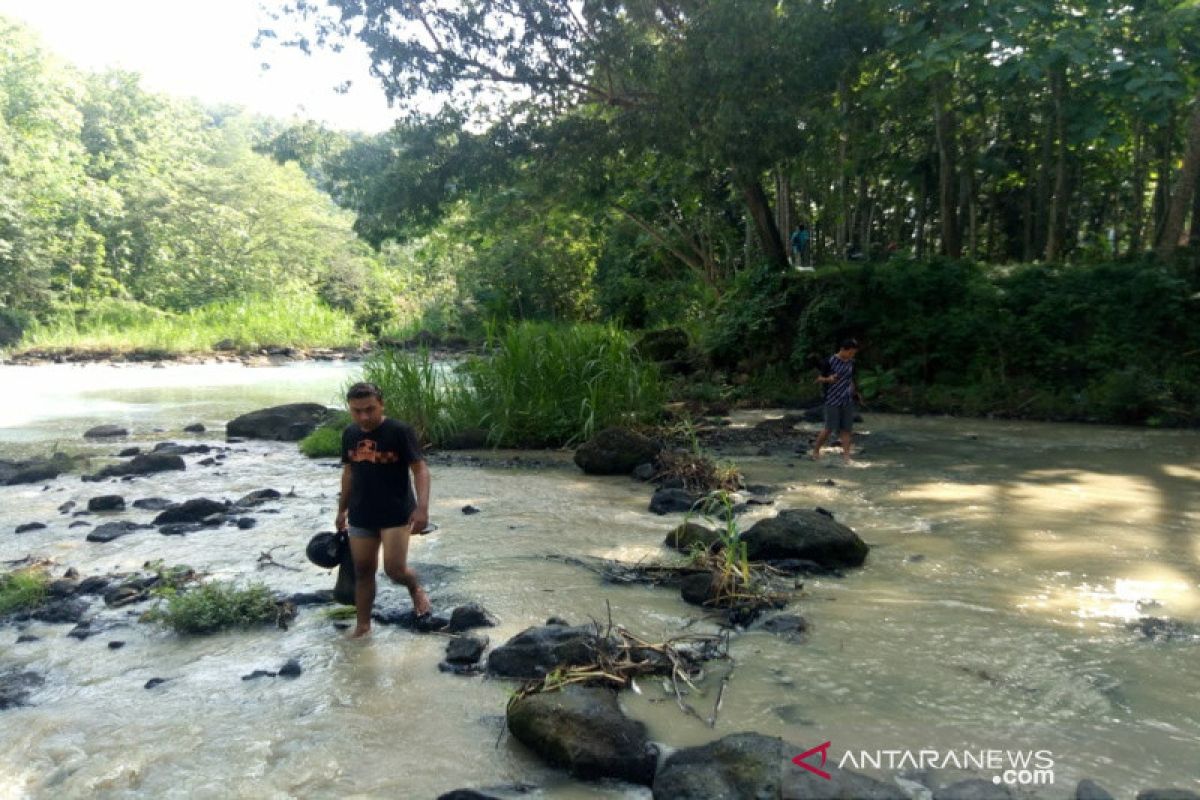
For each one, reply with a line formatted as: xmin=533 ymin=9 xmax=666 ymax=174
xmin=0 ymin=569 xmax=49 ymax=616
xmin=145 ymin=581 xmax=284 ymax=635
xmin=300 ymin=411 xmax=350 ymax=458
xmin=342 ymin=323 xmax=663 ymax=449
xmin=18 ymin=293 xmax=360 ymax=353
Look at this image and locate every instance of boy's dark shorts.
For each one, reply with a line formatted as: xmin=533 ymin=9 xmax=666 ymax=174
xmin=823 ymin=403 xmax=856 ymax=433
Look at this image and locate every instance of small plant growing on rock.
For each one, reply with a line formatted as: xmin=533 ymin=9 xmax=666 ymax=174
xmin=0 ymin=568 xmax=49 ymax=616
xmin=144 ymin=580 xmax=294 ymax=635
xmin=654 ymin=449 xmax=743 ymax=493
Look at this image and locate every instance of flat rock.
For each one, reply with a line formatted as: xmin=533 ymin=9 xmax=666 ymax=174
xmin=87 ymin=495 xmax=126 ymax=512
xmin=87 ymin=521 xmax=151 ymax=543
xmin=153 ymin=498 xmax=229 ymax=524
xmin=507 ymin=685 xmax=656 ymax=785
xmin=132 ymin=497 xmax=174 ymax=510
xmin=15 ymin=522 xmax=47 ymax=533
xmin=85 ymin=452 xmax=185 ymax=481
xmin=84 ymin=424 xmax=127 ymax=438
xmin=235 ymin=489 xmax=281 ymax=507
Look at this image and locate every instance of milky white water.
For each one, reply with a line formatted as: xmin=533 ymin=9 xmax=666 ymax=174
xmin=0 ymin=363 xmax=1197 ymax=799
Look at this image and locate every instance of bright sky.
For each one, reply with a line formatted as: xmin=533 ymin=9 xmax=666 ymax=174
xmin=0 ymin=0 xmax=398 ymax=133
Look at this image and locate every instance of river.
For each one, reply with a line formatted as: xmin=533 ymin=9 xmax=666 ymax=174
xmin=0 ymin=362 xmax=1197 ymax=798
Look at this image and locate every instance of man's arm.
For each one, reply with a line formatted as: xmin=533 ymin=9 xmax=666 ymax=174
xmin=409 ymin=459 xmax=431 ymax=532
xmin=336 ymin=464 xmax=351 ymax=531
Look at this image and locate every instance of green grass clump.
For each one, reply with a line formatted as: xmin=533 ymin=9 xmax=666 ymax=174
xmin=18 ymin=294 xmax=362 ymax=354
xmin=145 ymin=581 xmax=286 ymax=635
xmin=300 ymin=411 xmax=350 ymax=458
xmin=0 ymin=569 xmax=49 ymax=616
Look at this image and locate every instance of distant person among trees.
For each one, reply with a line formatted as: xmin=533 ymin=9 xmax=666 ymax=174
xmin=812 ymin=339 xmax=862 ymax=463
xmin=790 ymin=224 xmax=811 ymax=268
xmin=336 ymin=381 xmax=432 ymax=638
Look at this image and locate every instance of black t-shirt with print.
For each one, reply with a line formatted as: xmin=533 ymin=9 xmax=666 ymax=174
xmin=340 ymin=418 xmax=423 ymax=528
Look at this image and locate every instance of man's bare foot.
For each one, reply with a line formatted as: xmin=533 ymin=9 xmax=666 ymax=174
xmin=348 ymin=625 xmax=371 ymax=639
xmin=410 ymin=586 xmax=432 ymax=616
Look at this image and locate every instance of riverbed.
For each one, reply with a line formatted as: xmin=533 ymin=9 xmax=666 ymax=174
xmin=0 ymin=362 xmax=1197 ymax=798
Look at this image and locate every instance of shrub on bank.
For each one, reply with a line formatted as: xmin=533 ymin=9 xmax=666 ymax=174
xmin=16 ymin=293 xmax=361 ymax=354
xmin=0 ymin=569 xmax=49 ymax=616
xmin=145 ymin=581 xmax=288 ymax=635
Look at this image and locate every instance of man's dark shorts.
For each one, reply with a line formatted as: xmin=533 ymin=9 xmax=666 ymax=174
xmin=823 ymin=403 xmax=856 ymax=433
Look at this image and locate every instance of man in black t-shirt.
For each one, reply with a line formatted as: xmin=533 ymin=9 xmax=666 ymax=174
xmin=336 ymin=381 xmax=431 ymax=638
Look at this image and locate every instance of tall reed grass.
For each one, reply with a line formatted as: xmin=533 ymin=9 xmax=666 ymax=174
xmin=17 ymin=294 xmax=361 ymax=354
xmin=302 ymin=322 xmax=663 ymax=453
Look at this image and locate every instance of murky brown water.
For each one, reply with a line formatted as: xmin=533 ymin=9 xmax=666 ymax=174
xmin=1 ymin=364 xmax=1197 ymax=798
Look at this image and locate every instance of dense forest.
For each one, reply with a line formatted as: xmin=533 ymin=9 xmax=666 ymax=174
xmin=2 ymin=2 xmax=1199 ymax=423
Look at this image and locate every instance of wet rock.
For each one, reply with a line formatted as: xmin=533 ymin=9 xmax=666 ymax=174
xmin=665 ymin=521 xmax=722 ymax=553
xmin=87 ymin=495 xmax=126 ymax=512
xmin=58 ymin=501 xmax=76 ymax=513
xmin=649 ymin=487 xmax=700 ymax=515
xmin=46 ymin=579 xmax=79 ymax=599
xmin=740 ymin=509 xmax=869 ymax=569
xmin=574 ymin=428 xmax=662 ymax=476
xmin=152 ymin=442 xmax=211 ymax=456
xmin=1136 ymin=792 xmax=1200 ymax=800
xmin=679 ymin=573 xmax=719 ymax=606
xmin=488 ymin=624 xmax=610 ymax=678
xmin=108 ymin=641 xmax=126 ymax=650
xmin=183 ymin=423 xmax=206 ymax=433
xmin=446 ymin=635 xmax=489 ymax=665
xmin=85 ymin=452 xmax=185 ymax=481
xmin=242 ymin=670 xmax=276 ymax=680
xmin=1075 ymin=780 xmax=1115 ymax=800
xmin=371 ymin=607 xmax=450 ymax=632
xmin=235 ymin=517 xmax=257 ymax=530
xmin=1127 ymin=617 xmax=1200 ymax=642
xmin=159 ymin=523 xmax=205 ymax=536
xmin=69 ymin=520 xmax=91 ymax=528
xmin=462 ymin=505 xmax=481 ymax=515
xmin=654 ymin=732 xmax=905 ymax=800
xmin=757 ymin=614 xmax=809 ymax=642
xmin=226 ymin=403 xmax=335 ymax=442
xmin=235 ymin=488 xmax=281 ymax=507
xmin=632 ymin=463 xmax=656 ymax=481
xmin=0 ymin=669 xmax=45 ymax=710
xmin=103 ymin=586 xmax=148 ymax=607
xmin=132 ymin=497 xmax=174 ymax=510
xmin=16 ymin=634 xmax=40 ymax=643
xmin=437 ymin=786 xmax=538 ymax=800
xmin=84 ymin=424 xmax=128 ymax=438
xmin=288 ymin=590 xmax=334 ymax=606
xmin=76 ymin=576 xmax=111 ymax=595
xmin=26 ymin=598 xmax=89 ymax=624
xmin=277 ymin=659 xmax=302 ymax=678
xmin=546 ymin=617 xmax=570 ymax=626
xmin=87 ymin=521 xmax=150 ymax=543
xmin=507 ymin=685 xmax=656 ymax=785
xmin=933 ymin=779 xmax=1015 ymax=799
xmin=153 ymin=498 xmax=229 ymax=525
xmin=15 ymin=522 xmax=47 ymax=533
xmin=118 ymin=447 xmax=141 ymax=457
xmin=144 ymin=678 xmax=168 ymax=689
xmin=448 ymin=602 xmax=499 ymax=633
xmin=2 ymin=453 xmax=74 ymax=485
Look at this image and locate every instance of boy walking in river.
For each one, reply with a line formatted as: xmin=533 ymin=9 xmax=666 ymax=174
xmin=336 ymin=381 xmax=432 ymax=638
xmin=812 ymin=339 xmax=862 ymax=463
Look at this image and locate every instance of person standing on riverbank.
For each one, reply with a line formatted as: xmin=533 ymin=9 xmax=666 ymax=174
xmin=812 ymin=339 xmax=861 ymax=463
xmin=336 ymin=381 xmax=432 ymax=638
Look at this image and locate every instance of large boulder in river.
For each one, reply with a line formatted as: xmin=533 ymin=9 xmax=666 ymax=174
xmin=488 ymin=624 xmax=610 ymax=678
xmin=225 ymin=403 xmax=335 ymax=441
xmin=740 ymin=509 xmax=869 ymax=569
xmin=84 ymin=452 xmax=185 ymax=481
xmin=653 ymin=732 xmax=904 ymax=800
xmin=84 ymin=424 xmax=128 ymax=439
xmin=574 ymin=428 xmax=662 ymax=475
xmin=153 ymin=498 xmax=229 ymax=525
xmin=507 ymin=685 xmax=657 ymax=785
xmin=1 ymin=453 xmax=73 ymax=485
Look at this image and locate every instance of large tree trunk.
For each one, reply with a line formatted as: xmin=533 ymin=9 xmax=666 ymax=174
xmin=915 ymin=169 xmax=928 ymax=260
xmin=737 ymin=172 xmax=790 ymax=270
xmin=1130 ymin=123 xmax=1147 ymax=255
xmin=774 ymin=169 xmax=792 ymax=250
xmin=1190 ymin=172 xmax=1200 ymax=246
xmin=1157 ymin=94 xmax=1200 ymax=261
xmin=933 ymin=90 xmax=962 ymax=258
xmin=1044 ymin=66 xmax=1069 ymax=262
